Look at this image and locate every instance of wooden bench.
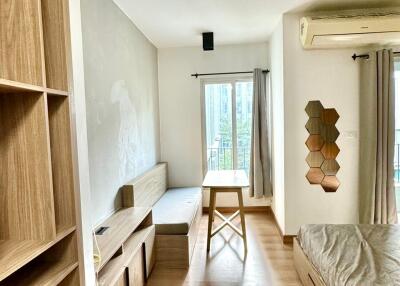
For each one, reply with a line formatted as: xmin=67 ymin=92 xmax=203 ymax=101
xmin=122 ymin=163 xmax=202 ymax=268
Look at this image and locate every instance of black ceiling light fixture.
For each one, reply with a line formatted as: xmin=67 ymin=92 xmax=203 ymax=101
xmin=202 ymin=32 xmax=214 ymax=51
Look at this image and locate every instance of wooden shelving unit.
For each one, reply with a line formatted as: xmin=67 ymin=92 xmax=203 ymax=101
xmin=0 ymin=0 xmax=81 ymax=284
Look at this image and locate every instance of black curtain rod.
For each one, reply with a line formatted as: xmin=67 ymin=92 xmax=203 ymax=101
xmin=352 ymin=52 xmax=400 ymax=61
xmin=191 ymin=69 xmax=270 ymax=78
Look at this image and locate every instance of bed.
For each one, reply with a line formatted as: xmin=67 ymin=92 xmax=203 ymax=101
xmin=293 ymin=224 xmax=400 ymax=286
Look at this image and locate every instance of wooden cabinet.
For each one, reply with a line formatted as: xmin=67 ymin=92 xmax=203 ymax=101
xmin=96 ymin=209 xmax=155 ymax=286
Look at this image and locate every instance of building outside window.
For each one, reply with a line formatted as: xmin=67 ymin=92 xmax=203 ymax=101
xmin=202 ymin=78 xmax=253 ymax=174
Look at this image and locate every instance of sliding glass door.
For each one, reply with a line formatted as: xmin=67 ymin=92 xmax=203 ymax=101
xmin=202 ymin=78 xmax=253 ymax=174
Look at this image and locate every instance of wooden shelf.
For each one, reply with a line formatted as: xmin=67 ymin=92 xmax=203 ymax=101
xmin=98 ymin=226 xmax=155 ymax=286
xmin=1 ymin=261 xmax=78 ymax=286
xmin=0 ymin=79 xmax=44 ymax=94
xmin=45 ymin=88 xmax=69 ymax=96
xmin=0 ymin=226 xmax=76 ymax=282
xmin=0 ymin=79 xmax=68 ymax=96
xmin=95 ymin=207 xmax=152 ymax=272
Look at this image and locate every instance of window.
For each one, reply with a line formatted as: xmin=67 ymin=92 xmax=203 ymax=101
xmin=202 ymin=78 xmax=253 ymax=174
xmin=395 ymin=59 xmax=400 ymax=218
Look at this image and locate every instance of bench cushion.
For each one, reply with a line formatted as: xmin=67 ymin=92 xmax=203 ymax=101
xmin=152 ymin=187 xmax=202 ymax=235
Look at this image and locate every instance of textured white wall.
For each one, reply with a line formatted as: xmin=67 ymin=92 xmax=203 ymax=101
xmin=280 ymin=14 xmax=362 ymax=234
xmin=81 ymin=0 xmax=160 ymax=226
xmin=269 ymin=18 xmax=286 ymax=233
xmin=158 ymin=43 xmax=271 ymax=206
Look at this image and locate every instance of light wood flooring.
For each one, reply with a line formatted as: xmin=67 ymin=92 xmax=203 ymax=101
xmin=147 ymin=212 xmax=301 ymax=286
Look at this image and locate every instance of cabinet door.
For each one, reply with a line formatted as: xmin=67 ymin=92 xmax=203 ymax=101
xmin=114 ymin=269 xmax=127 ymax=286
xmin=127 ymin=248 xmax=145 ymax=286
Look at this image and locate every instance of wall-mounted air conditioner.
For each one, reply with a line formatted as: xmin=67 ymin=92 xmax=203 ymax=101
xmin=300 ymin=12 xmax=400 ymax=49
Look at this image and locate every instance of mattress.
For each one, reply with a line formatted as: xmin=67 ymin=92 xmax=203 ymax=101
xmin=152 ymin=187 xmax=202 ymax=235
xmin=297 ymin=224 xmax=400 ymax=286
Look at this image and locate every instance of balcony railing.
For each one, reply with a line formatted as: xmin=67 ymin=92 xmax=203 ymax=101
xmin=207 ymin=147 xmax=251 ymax=173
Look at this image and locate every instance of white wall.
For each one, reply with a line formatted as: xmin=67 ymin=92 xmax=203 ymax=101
xmin=158 ymin=43 xmax=271 ymax=206
xmin=69 ymin=0 xmax=95 ymax=284
xmin=81 ymin=0 xmax=160 ymax=225
xmin=272 ymin=14 xmax=363 ymax=235
xmin=269 ymin=19 xmax=286 ymax=232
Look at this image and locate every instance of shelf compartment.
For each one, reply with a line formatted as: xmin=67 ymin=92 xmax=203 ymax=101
xmin=41 ymin=0 xmax=70 ymax=91
xmin=47 ymin=95 xmax=76 ymax=233
xmin=0 ymin=93 xmax=56 ymax=241
xmin=0 ymin=226 xmax=75 ymax=282
xmin=0 ymin=231 xmax=78 ymax=285
xmin=0 ymin=0 xmax=45 ymax=86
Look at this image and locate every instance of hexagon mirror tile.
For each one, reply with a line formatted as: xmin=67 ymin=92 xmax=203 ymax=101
xmin=306 ymin=168 xmax=325 ymax=184
xmin=306 ymin=135 xmax=324 ymax=152
xmin=305 ymin=101 xmax=340 ymax=192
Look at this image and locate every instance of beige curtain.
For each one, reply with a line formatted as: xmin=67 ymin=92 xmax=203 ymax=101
xmin=249 ymin=69 xmax=272 ymax=198
xmin=359 ymin=49 xmax=397 ymax=224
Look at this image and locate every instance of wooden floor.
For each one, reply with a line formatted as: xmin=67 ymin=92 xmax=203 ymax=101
xmin=147 ymin=212 xmax=301 ymax=286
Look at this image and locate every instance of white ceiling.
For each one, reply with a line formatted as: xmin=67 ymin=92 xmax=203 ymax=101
xmin=112 ymin=0 xmax=306 ymax=48
xmin=112 ymin=0 xmax=400 ymax=48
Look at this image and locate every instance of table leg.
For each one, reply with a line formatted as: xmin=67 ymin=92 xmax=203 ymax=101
xmin=212 ymin=191 xmax=216 ymax=222
xmin=207 ymin=188 xmax=216 ymax=252
xmin=237 ymin=189 xmax=247 ymax=253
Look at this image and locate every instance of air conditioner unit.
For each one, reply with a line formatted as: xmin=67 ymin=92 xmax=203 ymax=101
xmin=300 ymin=13 xmax=400 ymax=49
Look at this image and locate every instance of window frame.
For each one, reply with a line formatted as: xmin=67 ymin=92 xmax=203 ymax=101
xmin=200 ymin=76 xmax=253 ymax=176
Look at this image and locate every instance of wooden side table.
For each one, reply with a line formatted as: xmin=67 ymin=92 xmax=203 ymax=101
xmin=202 ymin=170 xmax=249 ymax=253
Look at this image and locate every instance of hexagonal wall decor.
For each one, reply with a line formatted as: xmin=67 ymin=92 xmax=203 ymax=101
xmin=321 ymin=160 xmax=340 ymax=176
xmin=321 ymin=125 xmax=339 ymax=143
xmin=321 ymin=176 xmax=340 ymax=192
xmin=321 ymin=108 xmax=339 ymax=124
xmin=305 ymin=118 xmax=322 ymax=135
xmin=321 ymin=143 xmax=340 ymax=160
xmin=305 ymin=101 xmax=340 ymax=192
xmin=305 ymin=101 xmax=324 ymax=118
xmin=306 ymin=152 xmax=325 ymax=168
xmin=306 ymin=135 xmax=324 ymax=151
xmin=306 ymin=168 xmax=325 ymax=184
